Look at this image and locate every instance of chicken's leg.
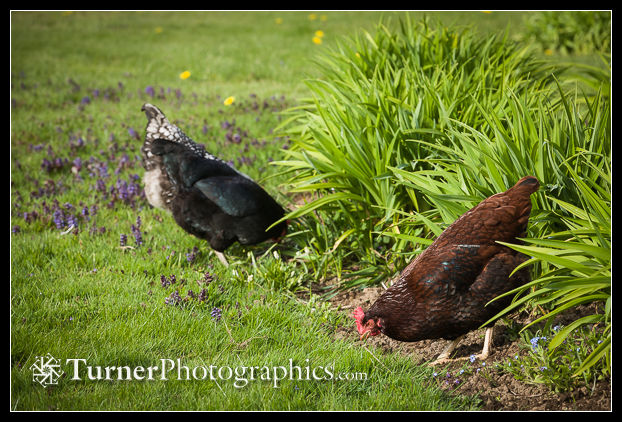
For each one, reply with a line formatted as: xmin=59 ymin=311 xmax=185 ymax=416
xmin=430 ymin=335 xmax=464 ymax=365
xmin=215 ymin=251 xmax=229 ymax=267
xmin=430 ymin=327 xmax=494 ymax=366
xmin=477 ymin=326 xmax=494 ymax=360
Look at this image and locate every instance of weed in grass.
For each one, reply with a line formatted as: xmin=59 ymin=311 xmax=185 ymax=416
xmin=497 ymin=323 xmax=610 ymax=393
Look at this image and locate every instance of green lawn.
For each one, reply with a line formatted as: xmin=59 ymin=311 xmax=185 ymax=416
xmin=10 ymin=10 xmax=601 ymax=410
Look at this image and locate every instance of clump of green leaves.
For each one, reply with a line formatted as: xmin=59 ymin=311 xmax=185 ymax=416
xmin=274 ymin=16 xmax=558 ymax=283
xmin=521 ymin=11 xmax=611 ymax=55
xmin=498 ymin=323 xmax=609 ymax=392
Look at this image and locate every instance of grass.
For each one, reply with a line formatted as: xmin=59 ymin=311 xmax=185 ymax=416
xmin=11 ymin=10 xmax=609 ymax=410
xmin=10 ymin=222 xmax=477 ymax=410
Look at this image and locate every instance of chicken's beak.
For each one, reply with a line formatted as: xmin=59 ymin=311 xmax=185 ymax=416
xmin=359 ymin=331 xmax=371 ymax=341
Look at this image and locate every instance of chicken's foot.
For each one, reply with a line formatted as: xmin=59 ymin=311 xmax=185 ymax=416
xmin=429 ymin=326 xmax=494 ymax=365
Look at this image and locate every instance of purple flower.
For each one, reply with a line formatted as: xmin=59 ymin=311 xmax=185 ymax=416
xmin=185 ymin=246 xmax=199 ymax=263
xmin=203 ymin=272 xmax=214 ymax=284
xmin=118 ymin=180 xmax=130 ymax=200
xmin=128 ymin=182 xmax=140 ymax=198
xmin=53 ymin=209 xmax=65 ymax=229
xmin=130 ymin=216 xmax=143 ymax=246
xmin=128 ymin=127 xmax=138 ymax=139
xmin=132 ymin=228 xmax=143 ymax=246
xmin=120 ymin=233 xmax=127 ymax=246
xmin=98 ymin=162 xmax=109 ymax=178
xmin=96 ymin=179 xmax=106 ymax=193
xmin=145 ymin=85 xmax=155 ymax=97
xmin=72 ymin=157 xmax=83 ymax=173
xmin=12 ymin=225 xmax=20 ymax=234
xmin=23 ymin=211 xmax=37 ymax=223
xmin=66 ymin=214 xmax=78 ymax=229
xmin=41 ymin=157 xmax=68 ymax=173
xmin=80 ymin=96 xmax=91 ymax=105
xmin=530 ymin=336 xmax=548 ymax=351
xmin=165 ymin=290 xmax=183 ymax=306
xmin=211 ymin=307 xmax=222 ymax=322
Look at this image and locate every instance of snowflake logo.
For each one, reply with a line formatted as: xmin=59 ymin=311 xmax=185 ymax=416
xmin=29 ymin=353 xmax=64 ymax=387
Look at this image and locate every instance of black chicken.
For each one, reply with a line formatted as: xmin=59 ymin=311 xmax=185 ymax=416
xmin=140 ymin=103 xmax=287 ymax=266
xmin=354 ymin=176 xmax=540 ymax=364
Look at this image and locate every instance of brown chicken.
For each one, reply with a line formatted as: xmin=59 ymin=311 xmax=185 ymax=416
xmin=354 ymin=176 xmax=539 ymax=364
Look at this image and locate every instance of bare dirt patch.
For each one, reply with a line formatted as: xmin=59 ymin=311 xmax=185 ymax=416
xmin=327 ymin=284 xmax=611 ymax=411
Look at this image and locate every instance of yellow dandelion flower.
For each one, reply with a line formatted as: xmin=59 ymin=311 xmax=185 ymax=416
xmin=179 ymin=71 xmax=191 ymax=80
xmin=275 ymin=17 xmax=283 ymax=24
xmin=355 ymin=52 xmax=360 ymax=58
xmin=224 ymin=96 xmax=235 ymax=106
xmin=308 ymin=13 xmax=317 ymax=20
xmin=312 ymin=36 xmax=323 ymax=45
xmin=155 ymin=27 xmax=163 ymax=34
xmin=315 ymin=30 xmax=324 ymax=38
xmin=544 ymin=49 xmax=553 ymax=56
xmin=320 ymin=15 xmax=327 ymax=21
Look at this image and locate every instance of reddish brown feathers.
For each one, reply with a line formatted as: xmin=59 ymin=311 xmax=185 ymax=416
xmin=355 ymin=176 xmax=539 ymax=343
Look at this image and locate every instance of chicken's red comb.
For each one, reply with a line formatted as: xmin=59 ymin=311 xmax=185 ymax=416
xmin=353 ymin=306 xmax=365 ymax=321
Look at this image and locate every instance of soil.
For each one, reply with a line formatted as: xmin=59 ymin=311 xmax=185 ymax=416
xmin=325 ymin=284 xmax=611 ymax=411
